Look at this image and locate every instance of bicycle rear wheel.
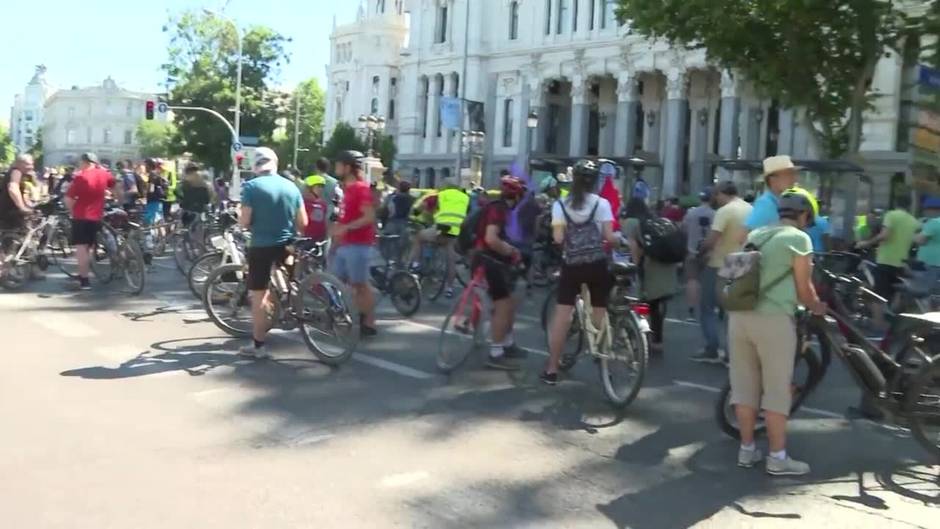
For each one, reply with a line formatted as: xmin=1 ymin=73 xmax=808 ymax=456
xmin=90 ymin=228 xmax=116 ymax=283
xmin=0 ymin=236 xmax=29 ymax=291
xmin=188 ymin=251 xmax=224 ymax=298
xmin=905 ymin=359 xmax=940 ymax=462
xmin=119 ymin=238 xmax=146 ymax=295
xmin=388 ymin=270 xmax=422 ymax=317
xmin=297 ymin=271 xmax=360 ymax=366
xmin=50 ymin=221 xmax=80 ymax=278
xmin=202 ymin=263 xmax=252 ymax=337
xmin=437 ymin=292 xmax=487 ymax=373
xmin=600 ymin=313 xmax=649 ymax=408
xmin=421 ymin=247 xmax=448 ymax=301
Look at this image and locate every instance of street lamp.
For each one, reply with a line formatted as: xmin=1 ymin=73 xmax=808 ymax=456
xmin=357 ymin=114 xmax=386 ymax=157
xmin=525 ymin=110 xmax=538 ymax=174
xmin=203 ymin=9 xmax=243 ymax=197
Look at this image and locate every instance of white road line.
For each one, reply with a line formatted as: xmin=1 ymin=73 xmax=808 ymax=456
xmin=29 ymin=313 xmax=99 ymax=338
xmin=665 ymin=318 xmax=697 ymax=326
xmin=150 ymin=262 xmax=178 ymax=270
xmin=673 ymin=378 xmax=845 ymax=419
xmin=276 ymin=330 xmax=436 ymax=380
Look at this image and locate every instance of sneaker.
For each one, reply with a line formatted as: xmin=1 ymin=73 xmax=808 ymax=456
xmin=502 ymin=343 xmax=529 ymax=359
xmin=238 ymin=344 xmax=271 ymax=359
xmin=445 ymin=288 xmax=455 ymax=299
xmin=690 ymin=350 xmax=722 ymax=364
xmin=737 ymin=447 xmax=764 ymax=468
xmin=539 ymin=371 xmax=559 ymax=385
xmin=360 ymin=325 xmax=378 ymax=338
xmin=766 ymin=455 xmax=810 ymax=476
xmin=408 ymin=262 xmax=421 ymax=273
xmin=79 ymin=278 xmax=92 ymax=291
xmin=485 ymin=354 xmax=520 ymax=371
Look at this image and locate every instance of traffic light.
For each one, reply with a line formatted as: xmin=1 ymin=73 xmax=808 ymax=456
xmin=145 ymin=100 xmax=155 ymax=120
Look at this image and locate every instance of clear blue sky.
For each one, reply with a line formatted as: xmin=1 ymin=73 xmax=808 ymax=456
xmin=2 ymin=0 xmax=361 ymax=123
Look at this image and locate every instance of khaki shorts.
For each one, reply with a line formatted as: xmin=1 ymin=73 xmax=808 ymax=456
xmin=728 ymin=311 xmax=797 ymax=415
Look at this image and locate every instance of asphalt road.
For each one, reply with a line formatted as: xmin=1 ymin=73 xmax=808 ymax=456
xmin=0 ymin=256 xmax=937 ymax=528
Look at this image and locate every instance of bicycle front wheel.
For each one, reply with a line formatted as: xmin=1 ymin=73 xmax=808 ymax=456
xmin=421 ymin=248 xmax=448 ymax=301
xmin=119 ymin=238 xmax=146 ymax=295
xmin=437 ymin=293 xmax=487 ymax=373
xmin=90 ymin=227 xmax=116 ymax=283
xmin=202 ymin=263 xmax=252 ymax=337
xmin=296 ymin=271 xmax=360 ymax=366
xmin=0 ymin=236 xmax=29 ymax=291
xmin=599 ymin=314 xmax=648 ymax=408
xmin=188 ymin=251 xmax=224 ymax=298
xmin=388 ymin=270 xmax=422 ymax=317
xmin=905 ymin=359 xmax=940 ymax=462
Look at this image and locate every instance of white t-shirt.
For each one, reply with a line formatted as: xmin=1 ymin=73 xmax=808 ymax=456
xmin=551 ymin=193 xmax=614 ymax=233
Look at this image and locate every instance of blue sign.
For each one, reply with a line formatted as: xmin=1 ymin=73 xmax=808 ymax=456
xmin=238 ymin=135 xmax=260 ymax=147
xmin=919 ymin=65 xmax=940 ymax=90
xmin=157 ymin=102 xmax=168 ymax=113
xmin=440 ymin=97 xmax=461 ymax=129
xmin=232 ymin=142 xmax=243 ymax=152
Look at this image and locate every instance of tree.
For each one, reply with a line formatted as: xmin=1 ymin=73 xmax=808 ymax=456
xmin=162 ymin=10 xmax=291 ymax=172
xmin=0 ymin=123 xmax=13 ymax=167
xmin=321 ymin=122 xmax=367 ymax=163
xmin=27 ymin=130 xmax=43 ymax=169
xmin=136 ymin=120 xmax=180 ymax=158
xmin=375 ymin=133 xmax=397 ymax=170
xmin=616 ymin=0 xmax=923 ymax=158
xmin=275 ymin=77 xmax=326 ymax=174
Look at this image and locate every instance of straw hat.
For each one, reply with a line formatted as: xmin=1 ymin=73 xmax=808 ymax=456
xmin=762 ymin=155 xmax=802 ymax=178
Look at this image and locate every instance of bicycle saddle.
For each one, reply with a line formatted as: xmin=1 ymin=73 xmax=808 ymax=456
xmin=292 ymin=238 xmax=326 ymax=252
xmin=609 ymin=261 xmax=637 ymax=276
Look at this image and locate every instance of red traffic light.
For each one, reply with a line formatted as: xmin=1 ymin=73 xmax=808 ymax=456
xmin=145 ymin=100 xmax=155 ymax=120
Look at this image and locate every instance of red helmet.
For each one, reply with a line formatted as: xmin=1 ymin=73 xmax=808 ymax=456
xmin=424 ymin=194 xmax=439 ymax=210
xmin=500 ymin=175 xmax=526 ymax=200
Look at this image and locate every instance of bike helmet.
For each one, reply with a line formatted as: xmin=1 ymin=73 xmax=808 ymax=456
xmin=778 ymin=188 xmax=816 ymax=225
xmin=305 ymin=174 xmax=326 ymax=187
xmin=572 ymin=159 xmax=599 ymax=178
xmin=336 ymin=150 xmax=365 ymax=168
xmin=500 ymin=175 xmax=526 ymax=201
xmin=555 ymin=170 xmax=573 ymax=184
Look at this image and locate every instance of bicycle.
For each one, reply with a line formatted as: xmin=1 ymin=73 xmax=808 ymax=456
xmin=94 ymin=208 xmax=147 ymax=295
xmin=202 ymin=238 xmax=360 ymax=365
xmin=409 ymin=221 xmax=452 ymax=301
xmin=372 ymin=234 xmax=422 ymax=316
xmin=187 ymin=211 xmax=246 ymax=298
xmin=540 ymin=258 xmax=651 ymax=408
xmin=0 ymin=201 xmax=69 ymax=290
xmin=715 ymin=264 xmax=940 ymax=461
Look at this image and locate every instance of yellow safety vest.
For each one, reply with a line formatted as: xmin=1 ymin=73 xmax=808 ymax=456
xmin=165 ymin=168 xmax=179 ymax=202
xmin=435 ymin=188 xmax=470 ymax=236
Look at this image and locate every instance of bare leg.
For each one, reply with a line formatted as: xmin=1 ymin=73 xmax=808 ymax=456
xmin=352 ymin=282 xmax=376 ymax=327
xmin=249 ymin=289 xmax=274 ymax=342
xmin=547 ymin=304 xmax=576 ymax=373
xmin=764 ymin=410 xmax=788 ymax=453
xmin=490 ymin=298 xmax=513 ymax=345
xmin=735 ymin=404 xmax=759 ymax=446
xmin=76 ymin=244 xmax=91 ymax=278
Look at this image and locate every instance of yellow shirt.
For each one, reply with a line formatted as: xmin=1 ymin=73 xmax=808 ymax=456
xmin=708 ymin=197 xmax=753 ymax=268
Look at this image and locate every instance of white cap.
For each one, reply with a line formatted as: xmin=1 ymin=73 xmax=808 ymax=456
xmin=253 ymin=147 xmax=279 ymax=174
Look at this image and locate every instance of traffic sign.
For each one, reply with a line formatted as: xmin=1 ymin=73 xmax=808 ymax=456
xmin=157 ymin=102 xmax=168 ymax=113
xmin=919 ymin=64 xmax=940 ymax=90
xmin=232 ymin=142 xmax=243 ymax=152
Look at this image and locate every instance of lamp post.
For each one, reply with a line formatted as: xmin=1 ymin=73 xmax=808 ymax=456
xmin=525 ymin=110 xmax=538 ymax=175
xmin=203 ymin=9 xmax=243 ymax=198
xmin=357 ymin=114 xmax=386 ymax=157
xmin=461 ymin=130 xmax=486 ymax=187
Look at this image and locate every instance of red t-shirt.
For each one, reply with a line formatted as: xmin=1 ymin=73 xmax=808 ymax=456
xmin=662 ymin=204 xmax=685 ymax=223
xmin=338 ymin=180 xmax=376 ymax=245
xmin=69 ymin=166 xmax=115 ymax=221
xmin=304 ymin=197 xmax=328 ymax=241
xmin=474 ymin=200 xmax=509 ymax=254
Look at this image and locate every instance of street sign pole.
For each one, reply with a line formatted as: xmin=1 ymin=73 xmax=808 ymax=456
xmin=167 ymin=105 xmax=242 ymax=200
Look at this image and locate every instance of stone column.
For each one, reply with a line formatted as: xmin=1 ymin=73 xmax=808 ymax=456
xmin=614 ymin=71 xmax=639 ymax=157
xmin=425 ymin=76 xmax=441 ymax=154
xmin=569 ymin=75 xmax=590 ymax=157
xmin=717 ymin=70 xmax=740 ymax=180
xmin=662 ymin=68 xmax=689 ymax=197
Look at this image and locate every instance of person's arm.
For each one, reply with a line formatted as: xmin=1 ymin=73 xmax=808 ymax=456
xmin=7 ymin=170 xmax=30 ymax=213
xmin=792 ymin=253 xmax=826 ymax=314
xmin=858 ymin=225 xmax=891 ymax=249
xmin=601 ymin=220 xmax=620 ymax=246
xmin=239 ymin=205 xmax=252 ymax=229
xmin=295 ymin=203 xmax=308 ymax=233
xmin=484 ymin=224 xmax=518 ymax=258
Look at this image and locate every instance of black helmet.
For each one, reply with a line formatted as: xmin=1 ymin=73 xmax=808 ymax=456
xmin=778 ymin=190 xmax=815 ymax=225
xmin=572 ymin=159 xmax=599 ymax=178
xmin=336 ymin=150 xmax=365 ymax=168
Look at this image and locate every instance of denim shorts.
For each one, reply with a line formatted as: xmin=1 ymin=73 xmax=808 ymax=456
xmin=331 ymin=244 xmax=373 ymax=285
xmin=144 ymin=201 xmax=162 ymax=225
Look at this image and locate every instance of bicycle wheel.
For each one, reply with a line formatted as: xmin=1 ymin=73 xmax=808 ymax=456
xmin=202 ymin=263 xmax=252 ymax=337
xmin=715 ymin=342 xmax=823 ymax=440
xmin=0 ymin=236 xmax=29 ymax=291
xmin=90 ymin=227 xmax=116 ymax=284
xmin=119 ymin=238 xmax=146 ymax=296
xmin=540 ymin=286 xmax=584 ymax=370
xmin=50 ymin=221 xmax=80 ymax=278
xmin=296 ymin=271 xmax=360 ymax=366
xmin=599 ymin=313 xmax=649 ymax=408
xmin=388 ymin=270 xmax=422 ymax=317
xmin=188 ymin=251 xmax=224 ymax=298
xmin=904 ymin=359 xmax=940 ymax=462
xmin=454 ymin=255 xmax=470 ymax=287
xmin=421 ymin=247 xmax=448 ymax=301
xmin=530 ymin=248 xmax=558 ymax=288
xmin=437 ymin=292 xmax=487 ymax=373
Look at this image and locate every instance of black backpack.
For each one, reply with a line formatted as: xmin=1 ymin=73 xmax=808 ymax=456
xmin=639 ymin=217 xmax=687 ymax=264
xmin=456 ymin=200 xmax=504 ymax=256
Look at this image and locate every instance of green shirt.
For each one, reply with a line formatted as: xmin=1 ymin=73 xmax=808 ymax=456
xmin=877 ymin=209 xmax=920 ymax=267
xmin=748 ymin=225 xmax=813 ymax=315
xmin=917 ymin=217 xmax=940 ymax=267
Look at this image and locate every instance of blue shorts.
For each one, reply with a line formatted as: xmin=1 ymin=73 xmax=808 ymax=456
xmin=144 ymin=202 xmax=162 ymax=225
xmin=331 ymin=244 xmax=372 ymax=285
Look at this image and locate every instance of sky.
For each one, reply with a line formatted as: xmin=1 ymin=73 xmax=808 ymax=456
xmin=2 ymin=0 xmax=361 ymax=124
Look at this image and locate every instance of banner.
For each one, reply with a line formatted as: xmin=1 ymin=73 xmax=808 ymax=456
xmin=440 ymin=97 xmax=461 ymax=129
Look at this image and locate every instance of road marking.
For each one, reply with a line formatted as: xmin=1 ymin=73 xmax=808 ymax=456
xmin=379 ymin=471 xmax=430 ymax=488
xmin=29 ymin=313 xmax=99 ymax=338
xmin=150 ymin=262 xmax=178 ymax=271
xmin=666 ymin=318 xmax=697 ymax=326
xmin=673 ymin=379 xmax=845 ymax=419
xmin=277 ymin=330 xmax=436 ymax=380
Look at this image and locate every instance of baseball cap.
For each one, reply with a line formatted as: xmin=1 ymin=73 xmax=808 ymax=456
xmin=715 ymin=180 xmax=738 ymax=196
xmin=81 ymin=152 xmax=99 ymax=164
xmin=252 ymin=147 xmax=279 ymax=174
xmin=698 ymin=187 xmax=713 ymax=201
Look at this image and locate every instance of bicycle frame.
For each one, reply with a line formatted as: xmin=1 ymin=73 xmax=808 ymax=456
xmin=1 ymin=215 xmax=58 ymax=265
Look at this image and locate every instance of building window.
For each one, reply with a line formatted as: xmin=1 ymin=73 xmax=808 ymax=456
xmin=558 ymin=0 xmax=569 ymax=34
xmin=372 ymin=75 xmax=380 ymax=94
xmin=545 ymin=0 xmax=552 ymax=35
xmin=86 ymin=127 xmax=92 ymax=143
xmin=601 ymin=0 xmax=616 ymax=29
xmin=435 ymin=4 xmax=448 ymax=43
xmin=403 ymin=11 xmax=412 ymax=48
xmin=67 ymin=129 xmax=77 ymax=145
xmin=376 ymin=0 xmax=385 ymax=13
xmin=509 ymin=1 xmax=519 ymax=40
xmin=345 ymin=81 xmax=350 ymax=92
xmin=68 ymin=106 xmax=75 ymax=119
xmin=503 ymin=99 xmax=514 ymax=147
xmin=103 ymin=127 xmax=111 ymax=144
xmin=421 ymin=78 xmax=430 ymax=138
xmin=335 ymin=99 xmax=343 ymax=121
xmin=126 ymin=101 xmax=134 ymax=117
xmin=572 ymin=0 xmax=579 ymax=32
xmin=371 ymin=98 xmax=379 ymax=115
xmin=124 ymin=129 xmax=133 ymax=145
xmin=389 ymin=100 xmax=396 ymax=120
xmin=589 ymin=0 xmax=596 ymax=30
xmin=24 ymin=110 xmax=33 ymax=121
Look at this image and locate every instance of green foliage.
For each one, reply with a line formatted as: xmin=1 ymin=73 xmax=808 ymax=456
xmin=136 ymin=120 xmax=180 ymax=158
xmin=274 ymin=77 xmax=326 ymax=173
xmin=321 ymin=122 xmax=367 ymax=163
xmin=376 ymin=134 xmax=397 ymax=169
xmin=616 ymin=0 xmax=921 ymax=157
xmin=0 ymin=123 xmax=13 ymax=167
xmin=162 ymin=10 xmax=291 ymax=173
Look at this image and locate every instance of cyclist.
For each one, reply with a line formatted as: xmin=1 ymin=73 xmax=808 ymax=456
xmin=330 ymin=150 xmax=378 ymax=337
xmin=474 ymin=175 xmax=528 ymax=369
xmin=0 ymin=154 xmax=35 ymax=231
xmin=541 ymin=160 xmax=619 ymax=385
xmin=162 ymin=160 xmax=179 ymax=221
xmin=65 ymin=153 xmax=121 ymax=291
xmin=176 ymin=163 xmax=214 ymax=227
xmin=143 ymin=158 xmax=168 ymax=225
xmin=681 ymin=189 xmax=715 ymax=323
xmin=237 ymin=147 xmax=308 ymax=359
xmin=744 ymin=155 xmax=801 ymax=234
xmin=730 ymin=190 xmax=825 ymax=476
xmin=302 ymin=174 xmax=329 ymax=244
xmin=407 ymin=177 xmax=468 ymax=298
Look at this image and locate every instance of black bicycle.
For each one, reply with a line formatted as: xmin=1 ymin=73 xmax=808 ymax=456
xmin=372 ymin=234 xmax=422 ymax=317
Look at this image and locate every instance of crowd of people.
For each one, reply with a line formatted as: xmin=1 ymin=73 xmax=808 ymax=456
xmin=3 ymin=146 xmax=940 ymax=478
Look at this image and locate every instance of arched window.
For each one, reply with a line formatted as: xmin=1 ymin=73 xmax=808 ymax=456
xmin=371 ymin=98 xmax=379 ymax=115
xmin=509 ymin=1 xmax=519 ymax=40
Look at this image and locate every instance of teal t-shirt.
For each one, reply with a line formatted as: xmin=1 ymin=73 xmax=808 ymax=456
xmin=917 ymin=217 xmax=940 ymax=267
xmin=748 ymin=225 xmax=813 ymax=315
xmin=241 ymin=174 xmax=302 ymax=248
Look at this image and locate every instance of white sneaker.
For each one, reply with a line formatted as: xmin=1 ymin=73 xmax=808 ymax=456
xmin=238 ymin=344 xmax=271 ymax=359
xmin=766 ymin=455 xmax=810 ymax=476
xmin=737 ymin=447 xmax=763 ymax=468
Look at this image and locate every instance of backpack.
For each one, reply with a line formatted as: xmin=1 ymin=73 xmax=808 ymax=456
xmin=455 ymin=203 xmax=488 ymax=256
xmin=560 ymin=200 xmax=607 ymax=265
xmin=639 ymin=217 xmax=687 ymax=263
xmin=717 ymin=228 xmax=791 ymax=311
